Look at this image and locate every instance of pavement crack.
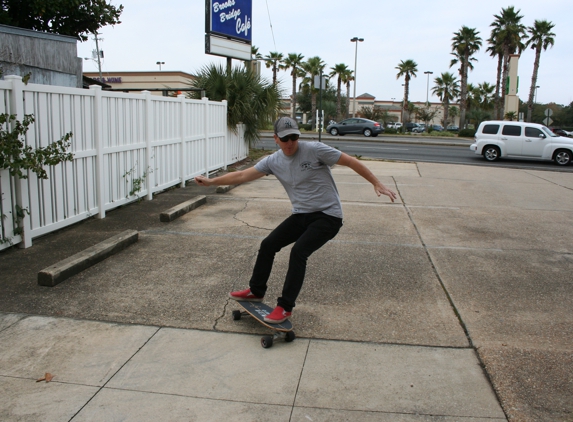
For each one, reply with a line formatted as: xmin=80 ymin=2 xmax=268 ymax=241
xmin=213 ymin=299 xmax=230 ymax=331
xmin=232 ymin=200 xmax=272 ymax=231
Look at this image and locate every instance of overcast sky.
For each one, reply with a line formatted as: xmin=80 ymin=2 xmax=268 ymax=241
xmin=78 ymin=0 xmax=572 ymax=106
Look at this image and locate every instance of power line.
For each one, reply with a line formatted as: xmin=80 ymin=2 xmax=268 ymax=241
xmin=265 ymin=0 xmax=277 ymax=51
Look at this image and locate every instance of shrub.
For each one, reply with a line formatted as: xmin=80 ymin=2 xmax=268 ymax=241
xmin=384 ymin=128 xmax=398 ymax=135
xmin=458 ymin=128 xmax=476 ymax=138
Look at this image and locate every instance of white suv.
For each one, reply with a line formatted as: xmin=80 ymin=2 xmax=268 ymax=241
xmin=470 ymin=121 xmax=573 ymax=166
xmin=387 ymin=122 xmax=402 ymax=130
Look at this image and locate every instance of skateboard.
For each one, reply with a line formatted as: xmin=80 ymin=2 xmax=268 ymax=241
xmin=232 ymin=301 xmax=295 ymax=348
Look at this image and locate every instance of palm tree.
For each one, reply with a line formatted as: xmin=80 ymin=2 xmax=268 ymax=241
xmin=486 ymin=31 xmax=504 ymax=119
xmin=264 ymin=51 xmax=284 ymax=85
xmin=282 ymin=53 xmax=305 ymax=119
xmin=490 ymin=7 xmax=526 ymax=119
xmin=450 ymin=26 xmax=482 ymax=129
xmin=329 ymin=63 xmax=350 ymax=121
xmin=301 ymin=56 xmax=326 ymax=130
xmin=189 ymin=63 xmax=281 ymax=145
xmin=525 ymin=20 xmax=556 ymax=122
xmin=395 ymin=59 xmax=418 ymax=125
xmin=432 ymin=72 xmax=460 ymax=127
xmin=342 ymin=69 xmax=354 ymax=119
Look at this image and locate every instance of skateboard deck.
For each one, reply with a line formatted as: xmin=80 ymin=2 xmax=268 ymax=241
xmin=234 ymin=301 xmax=293 ymax=332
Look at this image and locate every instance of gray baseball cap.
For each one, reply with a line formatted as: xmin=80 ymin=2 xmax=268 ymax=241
xmin=274 ymin=117 xmax=301 ymax=138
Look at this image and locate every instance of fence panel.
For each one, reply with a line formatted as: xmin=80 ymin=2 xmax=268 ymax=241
xmin=0 ymin=76 xmax=247 ymax=249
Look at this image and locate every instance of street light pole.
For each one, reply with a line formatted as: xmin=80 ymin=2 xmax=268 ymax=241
xmin=350 ymin=37 xmax=364 ymax=118
xmin=535 ymin=85 xmax=540 ymax=103
xmin=424 ymin=71 xmax=433 ymax=106
xmin=156 ymin=61 xmax=165 ymax=71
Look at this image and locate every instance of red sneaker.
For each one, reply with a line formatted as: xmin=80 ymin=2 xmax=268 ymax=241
xmin=229 ymin=288 xmax=263 ymax=302
xmin=264 ymin=306 xmax=292 ymax=324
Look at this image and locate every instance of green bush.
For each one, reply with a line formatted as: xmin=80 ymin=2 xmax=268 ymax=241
xmin=384 ymin=128 xmax=398 ymax=134
xmin=458 ymin=128 xmax=476 ymax=138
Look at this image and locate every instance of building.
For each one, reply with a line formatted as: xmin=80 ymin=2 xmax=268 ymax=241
xmin=0 ymin=24 xmax=82 ymax=88
xmin=83 ymin=71 xmax=197 ymax=96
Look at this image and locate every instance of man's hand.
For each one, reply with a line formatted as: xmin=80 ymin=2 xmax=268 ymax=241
xmin=374 ymin=183 xmax=397 ymax=202
xmin=194 ymin=175 xmax=213 ymax=187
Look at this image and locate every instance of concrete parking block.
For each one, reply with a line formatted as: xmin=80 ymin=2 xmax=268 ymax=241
xmin=0 ymin=376 xmax=98 ymax=422
xmin=159 ymin=195 xmax=206 ymax=222
xmin=37 ymin=229 xmax=139 ymax=286
xmin=0 ymin=316 xmax=157 ymax=386
xmin=295 ymin=340 xmax=505 ymax=419
xmin=74 ymin=388 xmax=292 ymax=422
xmin=107 ymin=328 xmax=310 ymax=406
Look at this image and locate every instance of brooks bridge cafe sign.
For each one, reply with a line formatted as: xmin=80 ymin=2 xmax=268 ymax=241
xmin=205 ymin=0 xmax=252 ymax=60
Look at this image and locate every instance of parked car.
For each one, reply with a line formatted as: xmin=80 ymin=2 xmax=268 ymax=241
xmin=446 ymin=125 xmax=459 ymax=132
xmin=430 ymin=124 xmax=444 ymax=132
xmin=387 ymin=122 xmax=402 ymax=130
xmin=470 ymin=120 xmax=573 ymax=166
xmin=405 ymin=122 xmax=420 ymax=132
xmin=326 ymin=118 xmax=384 ymax=137
xmin=550 ymin=127 xmax=571 ymax=137
xmin=412 ymin=124 xmax=426 ymax=133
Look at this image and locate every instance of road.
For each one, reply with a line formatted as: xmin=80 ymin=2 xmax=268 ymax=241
xmin=255 ymin=135 xmax=573 ymax=172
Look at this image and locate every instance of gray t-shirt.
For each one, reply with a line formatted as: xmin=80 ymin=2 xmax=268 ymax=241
xmin=255 ymin=141 xmax=343 ymax=218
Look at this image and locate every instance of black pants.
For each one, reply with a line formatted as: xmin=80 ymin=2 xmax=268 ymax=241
xmin=248 ymin=212 xmax=343 ymax=312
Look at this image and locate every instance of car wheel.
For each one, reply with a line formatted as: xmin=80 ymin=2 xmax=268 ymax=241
xmin=483 ymin=145 xmax=501 ymax=161
xmin=330 ymin=128 xmax=339 ymax=136
xmin=363 ymin=128 xmax=372 ymax=137
xmin=554 ymin=149 xmax=572 ymax=166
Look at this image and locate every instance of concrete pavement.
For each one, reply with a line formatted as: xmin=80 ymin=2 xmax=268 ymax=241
xmin=1 ymin=155 xmax=572 ymax=421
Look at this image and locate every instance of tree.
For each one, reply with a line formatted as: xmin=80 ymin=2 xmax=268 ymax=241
xmin=330 ymin=63 xmax=351 ymax=122
xmin=432 ymin=72 xmax=459 ymax=127
xmin=416 ymin=107 xmax=439 ymax=132
xmin=342 ymin=69 xmax=354 ymax=119
xmin=451 ymin=26 xmax=482 ymax=129
xmin=263 ymin=51 xmax=284 ymax=86
xmin=525 ymin=20 xmax=556 ymax=122
xmin=282 ymin=53 xmax=305 ymax=119
xmin=486 ymin=29 xmax=504 ymax=119
xmin=0 ymin=114 xmax=73 ymax=179
xmin=395 ymin=59 xmax=418 ymax=126
xmin=300 ymin=56 xmax=326 ymax=130
xmin=0 ymin=0 xmax=123 ymax=41
xmin=490 ymin=7 xmax=526 ymax=119
xmin=189 ymin=64 xmax=282 ymax=145
xmin=359 ymin=105 xmax=385 ymax=121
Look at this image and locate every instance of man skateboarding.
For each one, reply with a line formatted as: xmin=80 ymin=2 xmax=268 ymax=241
xmin=194 ymin=117 xmax=397 ymax=323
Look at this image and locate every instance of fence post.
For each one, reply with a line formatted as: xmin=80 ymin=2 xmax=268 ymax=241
xmin=203 ymin=97 xmax=209 ymax=177
xmin=179 ymin=94 xmax=186 ymax=187
xmin=142 ymin=91 xmax=154 ymax=200
xmin=5 ymin=75 xmax=32 ymax=248
xmin=90 ymin=85 xmax=105 ymax=219
xmin=222 ymin=100 xmax=228 ymax=170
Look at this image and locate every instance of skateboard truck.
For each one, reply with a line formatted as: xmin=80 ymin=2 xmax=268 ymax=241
xmin=232 ymin=302 xmax=296 ymax=348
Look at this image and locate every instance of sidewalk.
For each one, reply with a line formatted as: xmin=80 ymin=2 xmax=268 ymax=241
xmin=1 ymin=158 xmax=573 ymax=421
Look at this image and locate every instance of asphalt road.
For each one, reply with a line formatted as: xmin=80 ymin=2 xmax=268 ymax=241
xmin=255 ymin=135 xmax=573 ymax=172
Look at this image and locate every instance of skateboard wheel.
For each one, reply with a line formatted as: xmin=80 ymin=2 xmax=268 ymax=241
xmin=261 ymin=336 xmax=273 ymax=348
xmin=232 ymin=310 xmax=242 ymax=321
xmin=285 ymin=331 xmax=296 ymax=342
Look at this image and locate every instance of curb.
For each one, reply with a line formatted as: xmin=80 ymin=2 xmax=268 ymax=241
xmin=37 ymin=230 xmax=139 ymax=287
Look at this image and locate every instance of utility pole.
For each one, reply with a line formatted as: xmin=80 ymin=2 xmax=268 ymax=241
xmin=93 ymin=32 xmax=103 ymax=81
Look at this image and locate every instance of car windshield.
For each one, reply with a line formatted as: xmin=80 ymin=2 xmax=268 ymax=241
xmin=541 ymin=127 xmax=558 ymax=137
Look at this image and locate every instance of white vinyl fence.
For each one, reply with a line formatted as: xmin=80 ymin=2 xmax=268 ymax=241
xmin=0 ymin=75 xmax=248 ymax=250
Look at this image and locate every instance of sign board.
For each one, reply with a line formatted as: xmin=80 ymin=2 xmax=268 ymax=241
xmin=544 ymin=108 xmax=553 ymax=117
xmin=205 ymin=0 xmax=252 ymax=60
xmin=543 ymin=117 xmax=553 ymax=126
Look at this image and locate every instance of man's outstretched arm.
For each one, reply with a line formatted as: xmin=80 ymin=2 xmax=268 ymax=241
xmin=336 ymin=152 xmax=397 ymax=202
xmin=194 ymin=167 xmax=265 ymax=187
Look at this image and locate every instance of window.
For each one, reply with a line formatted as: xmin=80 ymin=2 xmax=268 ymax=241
xmin=502 ymin=125 xmax=521 ymax=136
xmin=482 ymin=124 xmax=500 ymax=134
xmin=525 ymin=127 xmax=544 ymax=138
